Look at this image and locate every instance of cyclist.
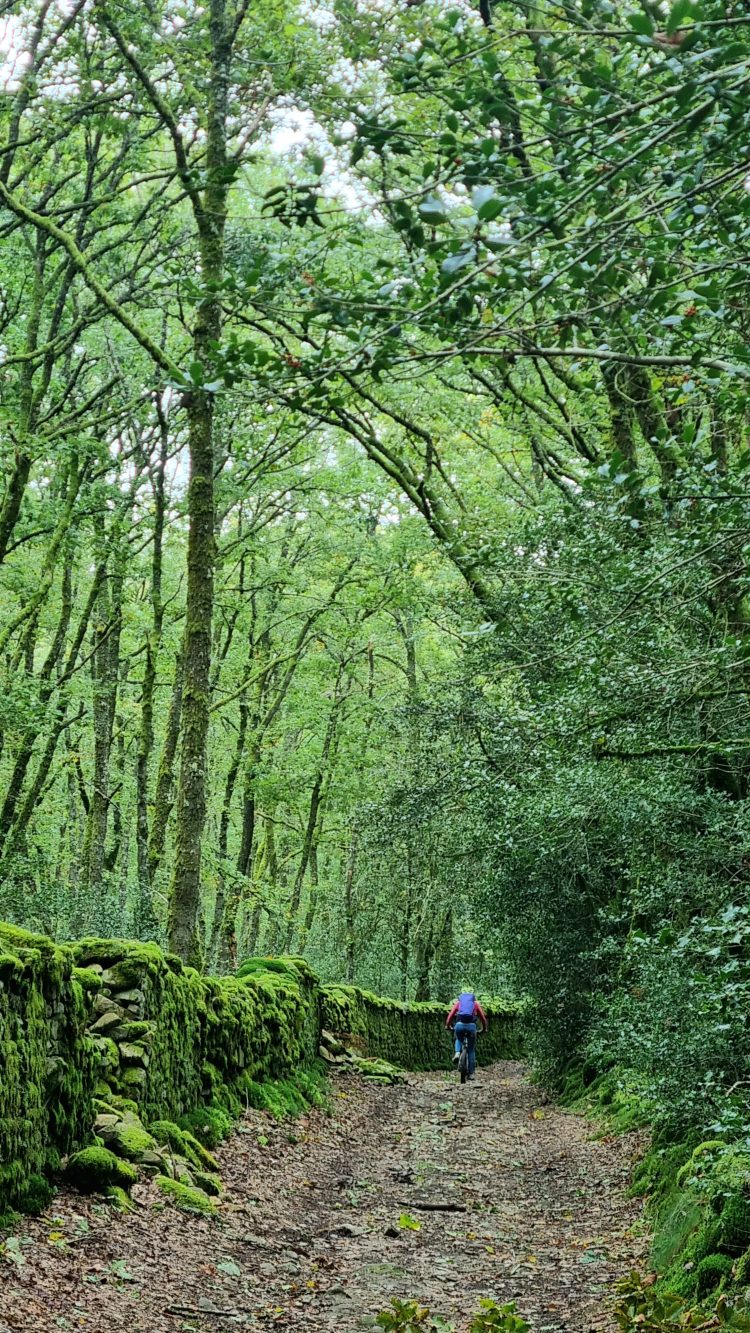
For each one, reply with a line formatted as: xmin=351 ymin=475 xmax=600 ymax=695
xmin=445 ymin=990 xmax=488 ymax=1079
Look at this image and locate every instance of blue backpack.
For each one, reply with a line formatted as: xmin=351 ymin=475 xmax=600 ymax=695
xmin=456 ymin=991 xmax=476 ymax=1020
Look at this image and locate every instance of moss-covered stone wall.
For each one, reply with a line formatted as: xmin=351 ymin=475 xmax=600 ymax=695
xmin=0 ymin=927 xmax=525 ymax=1216
xmin=72 ymin=942 xmax=322 ymax=1124
xmin=0 ymin=924 xmax=97 ymax=1215
xmin=321 ymin=983 xmax=525 ymax=1069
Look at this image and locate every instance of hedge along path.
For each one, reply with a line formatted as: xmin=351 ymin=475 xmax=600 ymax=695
xmin=0 ymin=1063 xmax=646 ymax=1333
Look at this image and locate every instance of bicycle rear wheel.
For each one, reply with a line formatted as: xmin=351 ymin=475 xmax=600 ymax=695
xmin=458 ymin=1041 xmax=469 ymax=1084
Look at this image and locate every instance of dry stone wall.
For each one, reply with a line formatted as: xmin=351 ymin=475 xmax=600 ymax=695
xmin=0 ymin=926 xmax=525 ymax=1216
xmin=320 ymin=983 xmax=525 ymax=1069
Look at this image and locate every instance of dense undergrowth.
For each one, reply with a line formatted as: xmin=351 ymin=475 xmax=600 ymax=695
xmin=565 ymin=1065 xmax=750 ymax=1314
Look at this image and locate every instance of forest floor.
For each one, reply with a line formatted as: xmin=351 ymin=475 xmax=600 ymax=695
xmin=1 ymin=1062 xmax=647 ymax=1333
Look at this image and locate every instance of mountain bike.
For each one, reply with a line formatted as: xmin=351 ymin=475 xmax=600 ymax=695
xmin=451 ymin=1027 xmax=478 ymax=1084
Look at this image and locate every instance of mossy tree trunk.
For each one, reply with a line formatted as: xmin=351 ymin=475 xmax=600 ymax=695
xmin=167 ymin=0 xmax=232 ymax=963
xmin=148 ymin=652 xmax=183 ymax=890
xmin=135 ymin=405 xmax=169 ymax=938
xmin=77 ymin=528 xmax=125 ymax=929
xmin=343 ymin=830 xmax=358 ymax=982
xmin=285 ymin=678 xmax=346 ymax=952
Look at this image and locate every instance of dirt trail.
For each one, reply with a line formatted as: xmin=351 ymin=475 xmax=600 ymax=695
xmin=1 ymin=1063 xmax=646 ymax=1333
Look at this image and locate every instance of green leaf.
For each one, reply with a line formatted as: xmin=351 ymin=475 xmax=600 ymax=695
xmin=418 ymin=195 xmax=447 ymax=224
xmin=2 ymin=1237 xmax=25 ymax=1268
xmin=666 ymin=0 xmax=696 ymax=36
xmin=442 ymin=245 xmax=476 ymax=275
xmin=398 ymin=1212 xmax=422 ymax=1231
xmin=110 ymin=1259 xmax=136 ymax=1281
xmin=627 ymin=10 xmax=654 ymax=36
xmin=472 ymin=185 xmax=495 ymax=213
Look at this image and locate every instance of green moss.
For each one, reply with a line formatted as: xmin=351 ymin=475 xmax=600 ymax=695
xmin=0 ymin=923 xmax=96 ymax=1217
xmin=106 ymin=1186 xmax=135 ymax=1213
xmin=94 ymin=1037 xmax=120 ymax=1072
xmin=148 ymin=1121 xmax=217 ymax=1172
xmin=351 ymin=1054 xmax=406 ymax=1085
xmin=676 ymin=1141 xmax=726 ymax=1188
xmin=238 ymin=1067 xmax=329 ymax=1121
xmin=109 ymin=1124 xmax=156 ymax=1161
xmin=695 ymin=1253 xmax=733 ymax=1297
xmin=73 ymin=967 xmax=103 ymax=994
xmin=735 ymin=1247 xmax=750 ymax=1286
xmin=651 ymin=1194 xmax=705 ymax=1272
xmin=121 ymin=1066 xmax=148 ymax=1091
xmin=155 ymin=1177 xmax=216 ymax=1215
xmin=321 ymin=982 xmax=525 ymax=1070
xmin=149 ymin=1121 xmax=189 ymax=1156
xmin=109 ymin=1096 xmax=139 ymax=1116
xmin=183 ymin=1131 xmax=219 ymax=1173
xmin=718 ymin=1194 xmax=750 ymax=1253
xmin=631 ymin=1141 xmax=697 ymax=1206
xmin=178 ymin=1105 xmax=232 ymax=1149
xmin=66 ymin=1148 xmax=138 ymax=1193
xmin=236 ymin=957 xmax=305 ymax=980
xmin=118 ymin=1022 xmax=152 ymax=1042
xmin=191 ymin=1170 xmax=222 ymax=1197
xmin=15 ymin=1174 xmax=54 ymax=1216
xmin=73 ymin=939 xmax=166 ymax=987
xmin=0 ymin=927 xmax=523 ymax=1223
xmin=94 ymin=1098 xmax=119 ymax=1117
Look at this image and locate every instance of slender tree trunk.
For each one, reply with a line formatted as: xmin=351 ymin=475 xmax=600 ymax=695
xmin=400 ymin=848 xmax=413 ymax=1000
xmin=244 ymin=810 xmax=277 ymax=955
xmin=285 ymin=698 xmax=340 ymax=952
xmin=168 ymin=0 xmax=231 ymax=962
xmin=78 ymin=549 xmax=124 ymax=927
xmin=135 ymin=411 xmax=168 ymax=937
xmin=148 ymin=652 xmax=183 ymax=886
xmin=0 ymin=231 xmax=45 ymax=566
xmin=209 ymin=698 xmax=249 ymax=964
xmin=0 ymin=558 xmax=73 ymax=846
xmin=343 ymin=829 xmax=358 ymax=983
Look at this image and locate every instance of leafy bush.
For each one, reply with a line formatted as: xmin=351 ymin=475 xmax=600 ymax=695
xmin=374 ymin=1299 xmax=530 ymax=1333
xmin=614 ymin=1272 xmax=750 ymax=1332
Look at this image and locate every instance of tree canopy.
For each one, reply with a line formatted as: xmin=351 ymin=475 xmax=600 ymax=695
xmin=1 ymin=0 xmax=750 ymax=1145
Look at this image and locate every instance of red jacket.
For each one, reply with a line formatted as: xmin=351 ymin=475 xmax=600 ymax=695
xmin=445 ymin=999 xmax=488 ymax=1031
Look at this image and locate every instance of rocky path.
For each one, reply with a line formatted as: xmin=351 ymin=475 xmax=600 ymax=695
xmin=1 ymin=1063 xmax=646 ymax=1333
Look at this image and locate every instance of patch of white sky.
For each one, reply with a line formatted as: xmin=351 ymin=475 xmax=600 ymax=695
xmin=0 ymin=0 xmax=494 ymax=225
xmin=266 ymin=0 xmax=481 ymax=217
xmin=0 ymin=13 xmax=31 ymax=90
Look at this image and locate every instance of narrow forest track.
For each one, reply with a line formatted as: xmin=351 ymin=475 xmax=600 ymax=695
xmin=1 ymin=1063 xmax=647 ymax=1333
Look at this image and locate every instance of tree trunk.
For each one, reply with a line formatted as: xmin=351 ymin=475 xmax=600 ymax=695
xmin=284 ymin=697 xmax=340 ymax=952
xmin=209 ymin=697 xmax=249 ymax=965
xmin=167 ymin=0 xmax=230 ymax=962
xmin=134 ymin=412 xmax=168 ymax=938
xmin=343 ymin=829 xmax=358 ymax=983
xmin=77 ymin=550 xmax=124 ymax=930
xmin=148 ymin=651 xmax=183 ymax=887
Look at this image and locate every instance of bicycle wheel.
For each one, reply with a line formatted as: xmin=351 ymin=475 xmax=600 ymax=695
xmin=458 ymin=1040 xmax=469 ymax=1084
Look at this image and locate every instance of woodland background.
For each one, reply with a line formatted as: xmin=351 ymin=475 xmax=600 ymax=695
xmin=0 ymin=0 xmax=749 ymax=1146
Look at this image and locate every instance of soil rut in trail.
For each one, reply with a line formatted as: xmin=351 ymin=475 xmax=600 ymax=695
xmin=1 ymin=1063 xmax=646 ymax=1333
